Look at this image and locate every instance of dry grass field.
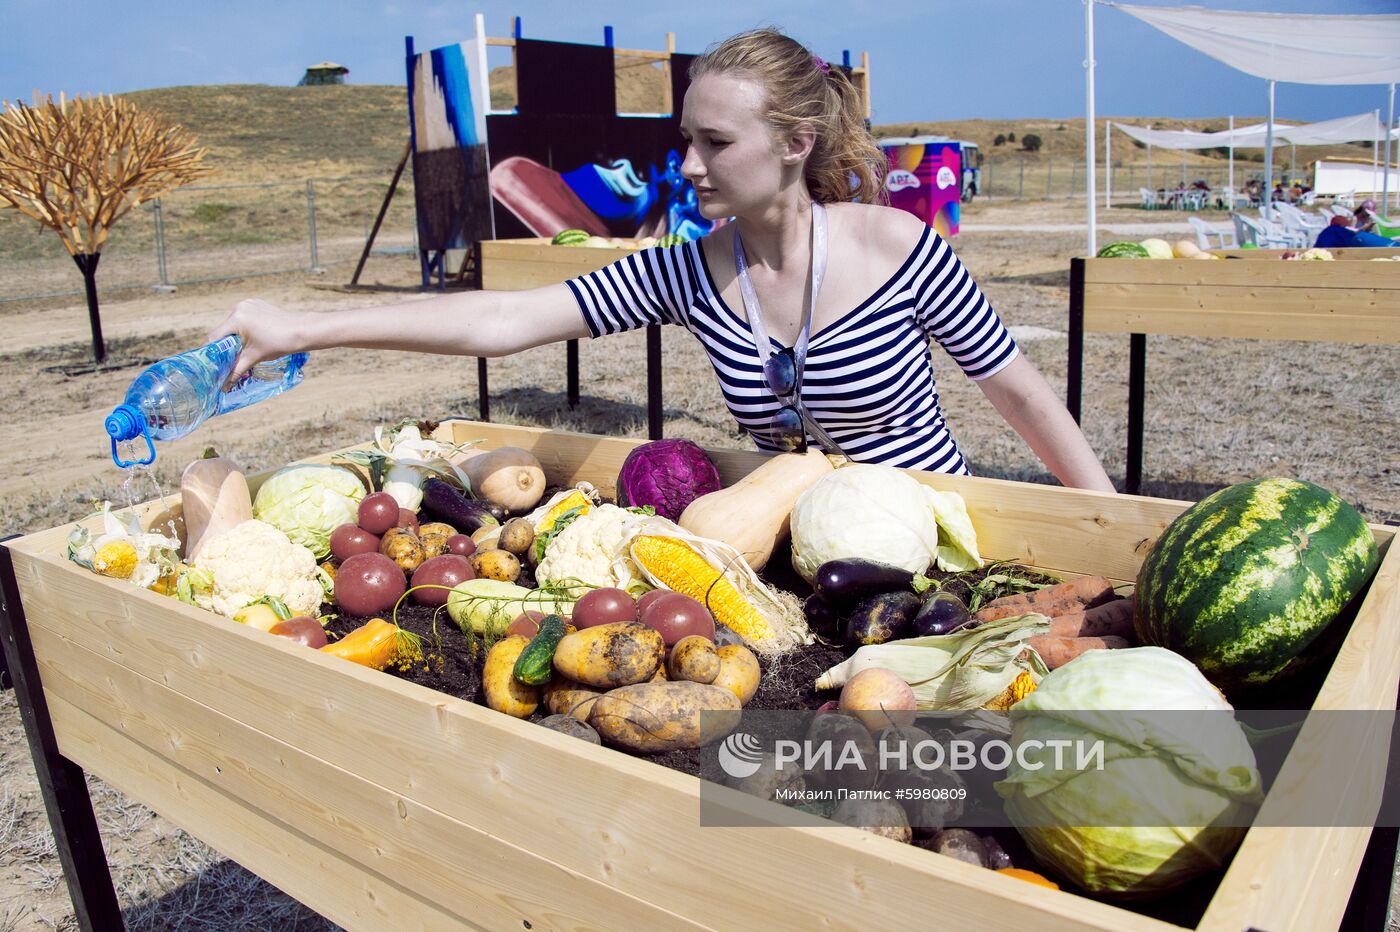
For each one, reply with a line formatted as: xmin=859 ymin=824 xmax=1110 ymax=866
xmin=0 ymin=82 xmax=1396 ymax=929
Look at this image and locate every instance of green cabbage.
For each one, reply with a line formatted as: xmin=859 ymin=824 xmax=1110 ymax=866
xmin=995 ymin=647 xmax=1262 ymax=899
xmin=251 ymin=464 xmax=366 ymax=560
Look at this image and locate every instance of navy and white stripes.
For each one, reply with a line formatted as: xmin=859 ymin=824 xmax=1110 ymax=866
xmin=564 ymin=226 xmax=1018 ymax=474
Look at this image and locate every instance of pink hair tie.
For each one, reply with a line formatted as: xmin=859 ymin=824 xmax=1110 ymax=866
xmin=812 ymin=55 xmax=831 ymax=76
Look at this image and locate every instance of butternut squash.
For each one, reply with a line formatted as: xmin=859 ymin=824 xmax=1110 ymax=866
xmin=677 ymin=450 xmax=835 ymax=571
xmin=181 ymin=447 xmax=253 ymax=562
xmin=463 ymin=446 xmax=547 ymax=512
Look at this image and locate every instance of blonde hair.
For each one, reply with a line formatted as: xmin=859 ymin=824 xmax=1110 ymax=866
xmin=689 ymin=28 xmax=885 ymax=205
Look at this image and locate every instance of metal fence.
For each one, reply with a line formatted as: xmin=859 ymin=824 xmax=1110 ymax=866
xmin=980 ymin=157 xmax=1304 ymax=203
xmin=0 ymin=173 xmax=420 ymax=304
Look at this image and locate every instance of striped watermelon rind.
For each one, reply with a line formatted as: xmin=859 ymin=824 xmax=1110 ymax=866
xmin=1096 ymin=241 xmax=1150 ymax=258
xmin=551 ymin=229 xmax=590 ymax=246
xmin=1133 ymin=478 xmax=1379 ymax=692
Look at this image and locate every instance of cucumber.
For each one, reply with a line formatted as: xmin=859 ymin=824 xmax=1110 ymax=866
xmin=514 ymin=614 xmax=567 ymax=685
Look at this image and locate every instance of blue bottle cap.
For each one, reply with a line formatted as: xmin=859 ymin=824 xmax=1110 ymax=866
xmin=107 ymin=404 xmax=156 ymax=467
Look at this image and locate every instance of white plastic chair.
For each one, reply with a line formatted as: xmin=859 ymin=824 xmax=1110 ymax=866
xmin=1139 ymin=187 xmax=1159 ymax=210
xmin=1236 ymin=212 xmax=1306 ymax=249
xmin=1189 ymin=215 xmax=1236 ymax=250
xmin=1273 ymin=203 xmax=1327 ymax=247
xmin=1330 ymin=204 xmax=1355 ymax=222
xmin=1335 ymin=190 xmax=1356 ymax=209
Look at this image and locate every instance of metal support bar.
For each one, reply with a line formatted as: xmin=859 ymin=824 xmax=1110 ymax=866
xmin=0 ymin=543 xmax=124 ymax=931
xmin=1126 ymin=333 xmax=1147 ymax=496
xmin=351 ymin=141 xmax=411 ymax=286
xmin=477 ymin=358 xmax=490 ymax=421
xmin=151 ymin=199 xmax=175 ymax=293
xmin=646 ymin=324 xmax=663 ymax=440
xmin=306 ymin=180 xmax=324 ymax=274
xmin=1066 ymin=258 xmax=1085 ymax=424
xmin=566 ymin=340 xmax=580 ymax=409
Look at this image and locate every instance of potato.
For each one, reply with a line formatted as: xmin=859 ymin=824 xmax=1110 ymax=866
xmin=588 ymin=681 xmax=741 ymax=753
xmin=482 ymin=636 xmax=539 ymax=718
xmin=725 ymin=751 xmax=805 ymax=801
xmin=417 ymin=522 xmax=456 ymax=558
xmin=379 ymin=527 xmax=426 ymax=575
xmin=667 ymin=635 xmax=720 ymax=684
xmin=552 ymin=621 xmax=664 ymax=688
xmin=541 ymin=678 xmax=607 ymax=719
xmin=538 ymin=714 xmax=601 ymax=744
xmin=833 ymin=797 xmax=912 ymax=844
xmin=804 ymin=712 xmax=877 ymax=792
xmin=470 ymin=548 xmax=522 ymax=583
xmin=922 ymin=828 xmax=987 ymax=867
xmin=839 ymin=667 xmax=916 ymax=732
xmin=496 ymin=517 xmax=536 ymax=557
xmin=712 ymin=643 xmax=761 ymax=705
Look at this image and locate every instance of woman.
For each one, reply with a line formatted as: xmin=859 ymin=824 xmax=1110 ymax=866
xmin=211 ymin=29 xmax=1113 ymax=492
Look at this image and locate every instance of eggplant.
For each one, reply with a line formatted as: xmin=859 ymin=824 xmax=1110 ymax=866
xmin=803 ymin=593 xmax=844 ymax=639
xmin=420 ymin=478 xmax=500 ymax=534
xmin=845 ymin=591 xmax=920 ymax=646
xmin=815 ymin=558 xmax=919 ymax=605
xmin=911 ymin=591 xmax=972 ymax=638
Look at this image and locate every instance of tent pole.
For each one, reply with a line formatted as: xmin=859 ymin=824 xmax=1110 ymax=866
xmin=1228 ymin=115 xmax=1235 ymax=203
xmin=1084 ymin=0 xmax=1097 ymax=255
xmin=1263 ymin=80 xmax=1275 ymax=220
xmin=1387 ymin=84 xmax=1396 ymax=214
xmin=1105 ymin=121 xmax=1112 ymax=209
xmin=1373 ymin=109 xmax=1381 ymax=201
xmin=1147 ymin=127 xmax=1152 ymax=191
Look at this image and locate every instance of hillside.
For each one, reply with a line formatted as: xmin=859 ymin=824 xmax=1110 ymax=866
xmin=109 ymin=83 xmax=1374 ymax=185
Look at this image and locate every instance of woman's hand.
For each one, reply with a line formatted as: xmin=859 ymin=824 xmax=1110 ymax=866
xmin=206 ymin=298 xmax=309 ymax=383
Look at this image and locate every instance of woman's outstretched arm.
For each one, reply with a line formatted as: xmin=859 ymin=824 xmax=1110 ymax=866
xmin=207 ymin=283 xmax=592 ymax=382
xmin=976 ymin=354 xmax=1116 ymax=492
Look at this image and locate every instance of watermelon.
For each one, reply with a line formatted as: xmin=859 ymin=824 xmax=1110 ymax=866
xmin=656 ymin=232 xmax=688 ymax=248
xmin=551 ymin=229 xmax=589 ymax=246
xmin=1096 ymin=241 xmax=1150 ymax=259
xmin=1134 ymin=478 xmax=1379 ymax=693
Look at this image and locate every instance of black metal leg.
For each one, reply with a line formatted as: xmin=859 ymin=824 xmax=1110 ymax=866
xmin=0 ymin=543 xmax=124 ymax=931
xmin=1067 ymin=258 xmax=1085 ymax=425
xmin=1126 ymin=333 xmax=1147 ymax=496
xmin=566 ymin=340 xmax=580 ymax=410
xmin=646 ymin=325 xmax=663 ymax=440
xmin=477 ymin=358 xmax=490 ymax=422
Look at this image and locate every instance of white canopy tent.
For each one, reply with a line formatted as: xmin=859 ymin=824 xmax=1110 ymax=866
xmin=1084 ymin=2 xmax=1400 ymax=251
xmin=1104 ymin=112 xmax=1400 ymax=205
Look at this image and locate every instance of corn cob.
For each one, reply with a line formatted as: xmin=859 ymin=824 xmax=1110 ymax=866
xmin=93 ymin=540 xmax=137 ymax=579
xmin=534 ymin=490 xmax=591 ymax=535
xmin=631 ymin=535 xmax=774 ymax=645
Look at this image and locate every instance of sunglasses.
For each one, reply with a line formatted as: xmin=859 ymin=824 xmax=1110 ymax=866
xmin=761 ymin=348 xmax=845 ymax=456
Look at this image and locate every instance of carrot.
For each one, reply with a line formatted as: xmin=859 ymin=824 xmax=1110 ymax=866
xmin=1046 ymin=598 xmax=1135 ymax=640
xmin=974 ymin=575 xmax=1116 ymax=623
xmin=1027 ymin=634 xmax=1130 ymax=670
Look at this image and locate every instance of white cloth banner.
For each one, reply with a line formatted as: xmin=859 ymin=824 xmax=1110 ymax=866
xmin=1112 ymin=4 xmax=1400 ymax=85
xmin=1112 ymin=112 xmax=1398 ymax=150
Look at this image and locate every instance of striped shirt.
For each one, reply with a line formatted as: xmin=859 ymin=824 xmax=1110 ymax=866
xmin=565 ymin=226 xmax=1018 ymax=473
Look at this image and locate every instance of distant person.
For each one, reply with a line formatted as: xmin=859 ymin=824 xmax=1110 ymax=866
xmin=1314 ymin=213 xmax=1396 ymax=249
xmin=1353 ymin=199 xmax=1378 ymax=233
xmin=211 ymin=28 xmax=1113 ymax=491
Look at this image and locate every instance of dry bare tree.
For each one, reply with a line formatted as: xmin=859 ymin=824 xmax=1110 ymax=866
xmin=0 ymin=93 xmax=214 ymax=361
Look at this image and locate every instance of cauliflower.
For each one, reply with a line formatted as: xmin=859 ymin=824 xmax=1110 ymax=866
xmin=180 ymin=519 xmax=330 ymax=618
xmin=535 ymin=504 xmax=649 ymax=596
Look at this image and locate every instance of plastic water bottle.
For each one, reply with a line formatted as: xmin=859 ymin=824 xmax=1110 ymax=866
xmin=105 ymin=335 xmax=308 ymax=467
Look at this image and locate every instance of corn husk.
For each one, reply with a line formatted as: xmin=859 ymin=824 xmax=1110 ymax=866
xmin=815 ymin=613 xmax=1050 ymax=710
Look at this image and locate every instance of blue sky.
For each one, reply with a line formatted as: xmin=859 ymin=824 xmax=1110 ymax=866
xmin=1 ymin=0 xmax=1395 ymax=124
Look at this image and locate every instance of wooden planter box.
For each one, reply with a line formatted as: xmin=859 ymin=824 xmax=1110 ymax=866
xmin=4 ymin=420 xmax=1398 ymax=931
xmin=480 ymin=237 xmax=642 ymax=291
xmin=1067 ymin=253 xmax=1400 ymax=493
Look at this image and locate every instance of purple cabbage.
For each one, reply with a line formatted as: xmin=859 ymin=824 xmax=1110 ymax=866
xmin=616 ymin=439 xmax=722 ymax=522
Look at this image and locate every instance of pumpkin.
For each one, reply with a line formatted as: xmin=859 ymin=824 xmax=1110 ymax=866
xmin=463 ymin=446 xmax=546 ymax=512
xmin=180 ymin=447 xmax=253 ymax=561
xmin=677 ymin=449 xmax=834 ymax=571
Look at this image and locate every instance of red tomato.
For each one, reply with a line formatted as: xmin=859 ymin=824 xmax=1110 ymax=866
xmin=268 ymin=616 xmax=329 ymax=649
xmin=410 ymin=554 xmax=474 ymax=606
xmin=572 ymin=587 xmax=638 ymax=628
xmin=358 ymin=492 xmax=400 ymax=535
xmin=639 ymin=592 xmax=716 ymax=646
xmin=635 ymin=589 xmax=670 ymax=616
xmin=445 ymin=534 xmax=476 ymax=557
xmin=397 ymin=508 xmax=420 ymax=531
xmin=330 ymin=524 xmax=380 ymax=563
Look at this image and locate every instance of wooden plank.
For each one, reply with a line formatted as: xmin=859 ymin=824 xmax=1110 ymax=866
xmin=441 ymin=419 xmax=1195 ymax=583
xmin=1084 ymin=285 xmax=1396 ymax=319
xmin=1196 ymin=535 xmax=1400 ymax=931
xmin=481 ymin=240 xmax=637 ymax=291
xmin=31 ymin=624 xmax=706 ymax=932
xmin=45 ymin=692 xmax=473 ymax=932
xmin=1083 ymin=302 xmax=1400 ymax=344
xmin=1083 ymin=257 xmax=1400 ymax=288
xmin=1209 ymin=248 xmax=1400 ymax=261
xmin=7 ymin=548 xmax=1169 ymax=932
